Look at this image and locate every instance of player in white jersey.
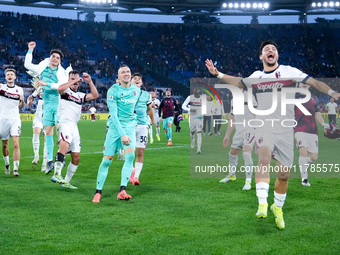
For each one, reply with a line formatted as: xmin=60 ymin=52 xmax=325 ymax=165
xmin=182 ymin=87 xmax=205 ymax=154
xmin=89 ymin=106 xmax=96 ymax=122
xmin=149 ymin=91 xmax=161 ymax=143
xmin=27 ymin=90 xmax=48 ymax=171
xmin=206 ymin=40 xmax=340 ymax=229
xmin=43 ymin=71 xmax=98 ymax=188
xmin=0 ymin=69 xmax=25 ymax=177
xmin=220 ymin=91 xmax=257 ymax=190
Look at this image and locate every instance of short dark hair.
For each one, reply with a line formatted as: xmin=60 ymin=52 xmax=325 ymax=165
xmin=50 ymin=49 xmax=64 ymax=59
xmin=132 ymin=72 xmax=143 ymax=79
xmin=69 ymin=70 xmax=80 ymax=76
xmin=119 ymin=64 xmax=129 ymax=69
xmin=259 ymin=40 xmax=278 ymax=55
xmin=5 ymin=68 xmax=16 ymax=75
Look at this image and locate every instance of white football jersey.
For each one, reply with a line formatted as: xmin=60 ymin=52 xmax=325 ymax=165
xmin=183 ymin=94 xmax=206 ymax=119
xmin=0 ymin=83 xmax=23 ymax=120
xmin=231 ymin=91 xmax=257 ymax=132
xmin=31 ymin=90 xmax=43 ymax=118
xmin=58 ymin=87 xmax=86 ymax=123
xmin=151 ymin=98 xmax=160 ymax=118
xmin=242 ymin=65 xmax=309 ymax=133
xmin=89 ymin=107 xmax=96 ymax=114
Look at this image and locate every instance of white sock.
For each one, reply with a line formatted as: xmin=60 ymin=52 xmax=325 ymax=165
xmin=13 ymin=160 xmax=20 ymax=171
xmin=299 ymin=156 xmax=309 ymax=180
xmin=156 ymin=127 xmax=160 ymax=136
xmin=149 ymin=127 xmax=153 ymax=139
xmin=4 ymin=155 xmax=10 ymax=166
xmin=256 ymin=182 xmax=269 ymax=204
xmin=197 ymin=132 xmax=202 ymax=151
xmin=54 ymin=161 xmax=63 ymax=175
xmin=65 ymin=163 xmax=78 ymax=183
xmin=134 ymin=162 xmax=143 ymax=179
xmin=32 ymin=134 xmax=40 ymax=158
xmin=190 ymin=133 xmax=195 ymax=144
xmin=274 ymin=191 xmax=287 ymax=208
xmin=229 ymin=153 xmax=238 ymax=176
xmin=243 ymin=152 xmax=253 ymax=183
xmin=43 ymin=142 xmax=47 ymax=164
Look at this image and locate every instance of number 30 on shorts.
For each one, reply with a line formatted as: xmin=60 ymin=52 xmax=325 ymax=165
xmin=140 ymin=135 xmax=147 ymax=145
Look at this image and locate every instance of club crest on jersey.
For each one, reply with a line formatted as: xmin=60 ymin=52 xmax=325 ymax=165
xmin=134 ymin=91 xmax=137 ymax=96
xmin=275 ymin=72 xmax=281 ymax=78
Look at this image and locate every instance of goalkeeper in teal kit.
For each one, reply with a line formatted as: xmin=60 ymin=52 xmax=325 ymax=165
xmin=92 ymin=65 xmax=140 ymax=203
xmin=24 ymin=41 xmax=71 ymax=174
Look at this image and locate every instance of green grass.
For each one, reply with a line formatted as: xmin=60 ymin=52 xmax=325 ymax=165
xmin=0 ymin=119 xmax=339 ymax=254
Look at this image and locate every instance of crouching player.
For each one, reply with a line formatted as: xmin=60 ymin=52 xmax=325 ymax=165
xmin=43 ymin=71 xmax=98 ymax=188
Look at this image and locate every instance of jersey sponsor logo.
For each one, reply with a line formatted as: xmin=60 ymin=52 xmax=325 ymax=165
xmin=120 ymin=98 xmax=137 ymax=104
xmin=0 ymin=89 xmax=20 ymax=100
xmin=252 ymin=80 xmax=294 ymax=91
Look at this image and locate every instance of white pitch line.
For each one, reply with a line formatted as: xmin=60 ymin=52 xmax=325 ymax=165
xmin=0 ymin=145 xmax=188 ymax=161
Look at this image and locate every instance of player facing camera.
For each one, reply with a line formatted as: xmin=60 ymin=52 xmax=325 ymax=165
xmin=68 ymin=71 xmax=83 ymax=91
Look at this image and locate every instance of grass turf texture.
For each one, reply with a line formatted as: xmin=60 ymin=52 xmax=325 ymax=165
xmin=0 ymin=119 xmax=339 ymax=254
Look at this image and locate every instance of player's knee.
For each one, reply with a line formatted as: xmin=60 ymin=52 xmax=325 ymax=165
xmin=243 ymin=152 xmax=253 ymax=166
xmin=72 ymin=155 xmax=80 ymax=165
xmin=12 ymin=141 xmax=20 ymax=150
xmin=277 ymin=176 xmax=289 ymax=183
xmin=125 ymin=152 xmax=135 ymax=163
xmin=309 ymin=155 xmax=318 ymax=162
xmin=229 ymin=152 xmax=238 ymax=165
xmin=55 ymin=152 xmax=65 ymax=163
xmin=258 ymin=155 xmax=271 ymax=166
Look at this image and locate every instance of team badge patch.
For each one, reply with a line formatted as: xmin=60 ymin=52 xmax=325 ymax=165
xmin=109 ymin=95 xmax=114 ymax=101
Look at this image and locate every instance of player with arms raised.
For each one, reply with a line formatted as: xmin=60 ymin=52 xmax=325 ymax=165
xmin=24 ymin=41 xmax=71 ymax=174
xmin=206 ymin=40 xmax=340 ymax=229
xmin=42 ymin=71 xmax=98 ymax=188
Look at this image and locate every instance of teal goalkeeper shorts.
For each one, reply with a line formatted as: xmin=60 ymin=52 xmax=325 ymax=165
xmin=103 ymin=124 xmax=136 ymax=156
xmin=42 ymin=103 xmax=59 ymax=127
xmin=163 ymin=116 xmax=174 ymax=130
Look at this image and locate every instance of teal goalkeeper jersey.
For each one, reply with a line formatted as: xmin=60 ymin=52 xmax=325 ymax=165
xmin=106 ymin=83 xmax=141 ymax=137
xmin=41 ymin=66 xmax=59 ymax=103
xmin=135 ymin=89 xmax=151 ymax=126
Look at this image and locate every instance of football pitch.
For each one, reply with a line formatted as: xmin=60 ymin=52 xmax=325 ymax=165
xmin=0 ymin=119 xmax=339 ymax=254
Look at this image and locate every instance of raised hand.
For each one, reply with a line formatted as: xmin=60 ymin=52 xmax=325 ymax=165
xmin=28 ymin=41 xmax=36 ymax=51
xmin=82 ymin=72 xmax=92 ymax=83
xmin=205 ymin=59 xmax=219 ymax=76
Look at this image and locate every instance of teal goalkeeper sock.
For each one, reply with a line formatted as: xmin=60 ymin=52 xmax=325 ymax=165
xmin=96 ymin=158 xmax=112 ymax=190
xmin=46 ymin=135 xmax=54 ymax=161
xmin=165 ymin=129 xmax=169 ymax=139
xmin=120 ymin=152 xmax=135 ymax=187
xmin=168 ymin=127 xmax=172 ymax=140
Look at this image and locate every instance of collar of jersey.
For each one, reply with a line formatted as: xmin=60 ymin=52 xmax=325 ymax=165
xmin=263 ymin=65 xmax=280 ymax=74
xmin=6 ymin=84 xmax=15 ymax=88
